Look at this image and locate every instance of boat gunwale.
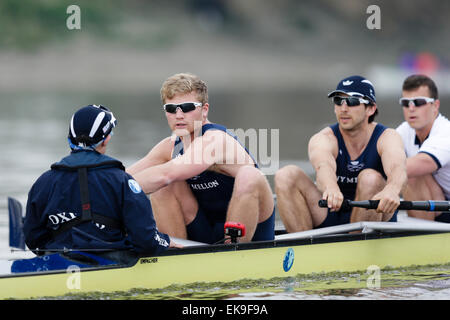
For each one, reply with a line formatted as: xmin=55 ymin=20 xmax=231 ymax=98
xmin=161 ymin=229 xmax=450 ymax=256
xmin=1 ymin=229 xmax=449 ymax=280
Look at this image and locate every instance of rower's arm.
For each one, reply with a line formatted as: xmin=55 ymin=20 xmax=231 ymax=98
xmin=378 ymin=129 xmax=407 ymax=194
xmin=133 ymin=134 xmax=218 ymax=194
xmin=375 ymin=129 xmax=408 ymax=213
xmin=405 ymin=153 xmax=439 ymax=178
xmin=126 ymin=137 xmax=173 ymax=176
xmin=308 ymin=129 xmax=342 ymax=211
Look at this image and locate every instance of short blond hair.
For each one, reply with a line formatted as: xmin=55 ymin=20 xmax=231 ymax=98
xmin=160 ymin=73 xmax=208 ymax=104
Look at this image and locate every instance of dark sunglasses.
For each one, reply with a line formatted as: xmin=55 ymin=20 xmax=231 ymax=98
xmin=399 ymin=97 xmax=434 ymax=108
xmin=332 ymin=96 xmax=370 ymax=107
xmin=163 ymin=102 xmax=202 ymax=114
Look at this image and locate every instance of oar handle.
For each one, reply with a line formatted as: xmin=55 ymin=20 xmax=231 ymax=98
xmin=318 ymin=199 xmax=450 ymax=212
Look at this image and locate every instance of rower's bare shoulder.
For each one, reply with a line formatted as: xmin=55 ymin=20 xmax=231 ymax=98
xmin=308 ymin=127 xmax=338 ymax=162
xmin=377 ymin=127 xmax=404 ymax=152
xmin=310 ymin=127 xmax=337 ymax=147
xmin=381 ymin=127 xmax=401 ymax=137
xmin=378 ymin=127 xmax=403 ymax=145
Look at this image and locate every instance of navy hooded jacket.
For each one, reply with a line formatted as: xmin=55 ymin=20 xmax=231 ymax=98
xmin=23 ymin=150 xmax=170 ymax=256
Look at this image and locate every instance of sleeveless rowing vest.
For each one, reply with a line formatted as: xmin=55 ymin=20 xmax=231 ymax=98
xmin=331 ymin=123 xmax=387 ymax=201
xmin=172 ymin=123 xmax=257 ymax=222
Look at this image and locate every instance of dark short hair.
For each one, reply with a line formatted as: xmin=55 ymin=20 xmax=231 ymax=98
xmin=402 ymin=74 xmax=438 ymax=99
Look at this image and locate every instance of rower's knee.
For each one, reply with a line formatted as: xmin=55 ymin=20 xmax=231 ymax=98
xmin=404 ymin=174 xmax=445 ymax=201
xmin=403 ymin=177 xmax=423 ymax=200
xmin=275 ymin=165 xmax=307 ymax=192
xmin=233 ymin=166 xmax=274 ymax=223
xmin=234 ymin=166 xmax=266 ymax=196
xmin=356 ymin=169 xmax=384 ymax=194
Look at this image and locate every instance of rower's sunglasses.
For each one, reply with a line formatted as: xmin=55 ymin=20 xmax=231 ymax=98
xmin=163 ymin=102 xmax=203 ymax=114
xmin=399 ymin=97 xmax=435 ymax=107
xmin=333 ymin=96 xmax=370 ymax=107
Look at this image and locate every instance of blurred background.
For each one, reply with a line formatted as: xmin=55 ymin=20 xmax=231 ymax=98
xmin=0 ymin=0 xmax=449 ymax=244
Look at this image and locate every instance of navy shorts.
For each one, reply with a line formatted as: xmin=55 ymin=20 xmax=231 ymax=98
xmin=315 ymin=209 xmax=398 ymax=229
xmin=186 ymin=208 xmax=275 ymax=244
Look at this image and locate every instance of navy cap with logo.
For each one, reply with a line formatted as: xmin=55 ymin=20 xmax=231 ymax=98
xmin=68 ymin=105 xmax=117 ymax=149
xmin=327 ymin=75 xmax=376 ymax=103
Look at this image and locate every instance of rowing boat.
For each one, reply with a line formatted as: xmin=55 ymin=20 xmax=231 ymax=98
xmin=2 ymin=199 xmax=450 ymax=299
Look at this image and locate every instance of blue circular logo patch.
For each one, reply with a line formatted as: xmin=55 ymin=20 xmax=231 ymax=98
xmin=283 ymin=248 xmax=294 ymax=272
xmin=128 ymin=179 xmax=142 ymax=194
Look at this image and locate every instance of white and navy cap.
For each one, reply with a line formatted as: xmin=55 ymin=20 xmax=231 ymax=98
xmin=68 ymin=105 xmax=117 ymax=149
xmin=327 ymin=75 xmax=376 ymax=103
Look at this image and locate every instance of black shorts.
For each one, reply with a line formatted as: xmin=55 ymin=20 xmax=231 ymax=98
xmin=186 ymin=208 xmax=275 ymax=244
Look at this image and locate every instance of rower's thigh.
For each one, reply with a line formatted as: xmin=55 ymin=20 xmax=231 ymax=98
xmin=275 ymin=165 xmax=318 ymax=195
xmin=278 ymin=166 xmax=323 ymax=207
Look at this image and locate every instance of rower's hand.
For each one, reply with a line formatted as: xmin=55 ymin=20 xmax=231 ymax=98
xmin=169 ymin=240 xmax=184 ymax=249
xmin=322 ymin=187 xmax=344 ymax=212
xmin=372 ymin=186 xmax=400 ymax=214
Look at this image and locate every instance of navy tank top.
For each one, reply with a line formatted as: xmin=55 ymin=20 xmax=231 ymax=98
xmin=331 ymin=123 xmax=387 ymax=201
xmin=172 ymin=123 xmax=257 ymax=222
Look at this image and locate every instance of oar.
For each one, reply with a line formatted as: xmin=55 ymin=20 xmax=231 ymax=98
xmin=318 ymin=199 xmax=450 ymax=212
xmin=8 ymin=197 xmax=25 ymax=250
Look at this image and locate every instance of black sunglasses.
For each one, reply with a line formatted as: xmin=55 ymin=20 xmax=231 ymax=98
xmin=332 ymin=96 xmax=370 ymax=107
xmin=399 ymin=97 xmax=434 ymax=108
xmin=163 ymin=102 xmax=202 ymax=114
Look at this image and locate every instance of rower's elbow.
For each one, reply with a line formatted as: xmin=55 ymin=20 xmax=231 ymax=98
xmin=156 ymin=172 xmax=175 ymax=190
xmin=162 ymin=174 xmax=174 ymax=187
